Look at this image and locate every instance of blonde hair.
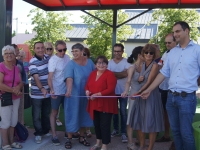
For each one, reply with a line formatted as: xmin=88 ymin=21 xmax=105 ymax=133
xmin=2 ymin=45 xmax=16 ymax=56
xmin=44 ymin=42 xmax=54 ymax=50
xmin=19 ymin=51 xmax=26 ymax=58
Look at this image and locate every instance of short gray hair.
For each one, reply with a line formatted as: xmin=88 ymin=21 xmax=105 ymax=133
xmin=55 ymin=40 xmax=66 ymax=49
xmin=72 ymin=43 xmax=84 ymax=51
xmin=2 ymin=45 xmax=16 ymax=56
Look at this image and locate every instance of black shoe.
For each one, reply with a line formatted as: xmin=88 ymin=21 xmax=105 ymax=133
xmin=156 ymin=136 xmax=171 ymax=142
xmin=52 ymin=136 xmax=60 ymax=146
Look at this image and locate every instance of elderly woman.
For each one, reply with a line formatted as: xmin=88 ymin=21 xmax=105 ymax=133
xmin=64 ymin=43 xmax=94 ymax=149
xmin=0 ymin=45 xmax=23 ymax=150
xmin=85 ymin=55 xmax=117 ymax=150
xmin=11 ymin=44 xmax=26 ymax=125
xmin=44 ymin=42 xmax=54 ymax=57
xmin=123 ymin=44 xmax=164 ymax=150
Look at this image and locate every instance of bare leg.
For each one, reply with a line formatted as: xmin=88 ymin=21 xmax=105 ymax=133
xmin=148 ymin=132 xmax=156 ymax=150
xmin=50 ymin=109 xmax=58 ymax=137
xmin=8 ymin=127 xmax=15 ymax=144
xmin=127 ymin=125 xmax=133 ymax=144
xmin=1 ymin=128 xmax=9 ymax=146
xmin=101 ymin=144 xmax=108 ymax=150
xmin=138 ymin=130 xmax=145 ymax=148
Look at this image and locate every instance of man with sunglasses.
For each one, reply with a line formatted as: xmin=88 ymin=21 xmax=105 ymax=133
xmin=108 ymin=43 xmax=130 ymax=143
xmin=156 ymin=33 xmax=176 ymax=149
xmin=141 ymin=21 xmax=200 ymax=150
xmin=48 ymin=40 xmax=70 ymax=146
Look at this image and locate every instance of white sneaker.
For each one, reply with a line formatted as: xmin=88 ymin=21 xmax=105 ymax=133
xmin=44 ymin=132 xmax=52 ymax=137
xmin=35 ymin=136 xmax=42 ymax=144
xmin=56 ymin=120 xmax=63 ymax=126
xmin=121 ymin=134 xmax=128 ymax=143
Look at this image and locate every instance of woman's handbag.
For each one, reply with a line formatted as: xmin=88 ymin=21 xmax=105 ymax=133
xmin=1 ymin=67 xmax=15 ymax=107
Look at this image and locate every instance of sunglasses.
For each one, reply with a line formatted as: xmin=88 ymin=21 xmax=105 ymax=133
xmin=46 ymin=48 xmax=53 ymax=51
xmin=57 ymin=48 xmax=67 ymax=52
xmin=144 ymin=51 xmax=154 ymax=55
xmin=165 ymin=42 xmax=172 ymax=44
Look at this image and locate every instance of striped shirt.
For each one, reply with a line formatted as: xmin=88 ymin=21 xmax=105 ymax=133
xmin=29 ymin=54 xmax=50 ymax=99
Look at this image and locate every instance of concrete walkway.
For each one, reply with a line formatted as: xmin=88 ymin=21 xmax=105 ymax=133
xmin=18 ymin=128 xmax=172 ymax=150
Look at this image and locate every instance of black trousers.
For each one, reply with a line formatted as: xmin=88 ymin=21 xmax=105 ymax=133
xmin=93 ymin=110 xmax=113 ymax=144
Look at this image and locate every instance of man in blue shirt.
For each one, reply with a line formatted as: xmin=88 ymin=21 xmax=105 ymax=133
xmin=141 ymin=21 xmax=200 ymax=150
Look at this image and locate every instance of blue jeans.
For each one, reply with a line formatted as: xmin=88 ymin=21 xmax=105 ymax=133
xmin=166 ymin=92 xmax=197 ymax=150
xmin=113 ymin=96 xmax=128 ymax=134
xmin=32 ymin=98 xmax=51 ymax=136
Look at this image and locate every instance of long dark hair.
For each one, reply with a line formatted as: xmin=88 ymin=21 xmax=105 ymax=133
xmin=127 ymin=46 xmax=143 ymax=63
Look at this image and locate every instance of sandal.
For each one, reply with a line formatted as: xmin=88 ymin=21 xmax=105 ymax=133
xmin=138 ymin=146 xmax=148 ymax=150
xmin=65 ymin=138 xmax=72 ymax=149
xmin=86 ymin=130 xmax=92 ymax=138
xmin=11 ymin=142 xmax=23 ymax=149
xmin=79 ymin=136 xmax=90 ymax=146
xmin=127 ymin=143 xmax=138 ymax=150
xmin=2 ymin=145 xmax=12 ymax=150
xmin=90 ymin=144 xmax=101 ymax=150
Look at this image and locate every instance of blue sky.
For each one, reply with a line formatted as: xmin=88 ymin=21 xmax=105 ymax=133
xmin=13 ymin=1 xmax=84 ymax=33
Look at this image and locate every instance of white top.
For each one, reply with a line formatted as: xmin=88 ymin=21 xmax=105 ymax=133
xmin=48 ymin=54 xmax=70 ymax=94
xmin=108 ymin=58 xmax=131 ymax=94
xmin=159 ymin=51 xmax=170 ymax=90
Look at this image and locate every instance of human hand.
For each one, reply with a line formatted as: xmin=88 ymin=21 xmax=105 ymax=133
xmin=85 ymin=90 xmax=91 ymax=100
xmin=90 ymin=92 xmax=101 ymax=100
xmin=41 ymin=88 xmax=48 ymax=98
xmin=140 ymin=90 xmax=151 ymax=99
xmin=12 ymin=87 xmax=21 ymax=96
xmin=121 ymin=91 xmax=128 ymax=98
xmin=65 ymin=91 xmax=71 ymax=97
xmin=138 ymin=76 xmax=144 ymax=82
xmin=50 ymin=90 xmax=57 ymax=99
xmin=196 ymin=92 xmax=200 ymax=99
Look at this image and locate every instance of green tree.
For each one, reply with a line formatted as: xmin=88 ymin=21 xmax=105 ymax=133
xmin=26 ymin=8 xmax=73 ymax=55
xmin=149 ymin=9 xmax=200 ymax=54
xmin=81 ymin=10 xmax=134 ymax=59
xmin=25 ymin=29 xmax=29 ymax=34
xmin=12 ymin=30 xmax=16 ymax=37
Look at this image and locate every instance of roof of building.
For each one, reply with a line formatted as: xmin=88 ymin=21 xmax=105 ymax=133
xmin=23 ymin=0 xmax=200 ymax=11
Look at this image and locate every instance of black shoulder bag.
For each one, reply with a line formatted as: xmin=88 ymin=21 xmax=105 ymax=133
xmin=1 ymin=67 xmax=15 ymax=107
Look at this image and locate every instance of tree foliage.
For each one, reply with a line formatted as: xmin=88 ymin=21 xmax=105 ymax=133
xmin=12 ymin=30 xmax=16 ymax=37
xmin=149 ymin=9 xmax=200 ymax=54
xmin=26 ymin=8 xmax=72 ymax=55
xmin=81 ymin=10 xmax=134 ymax=59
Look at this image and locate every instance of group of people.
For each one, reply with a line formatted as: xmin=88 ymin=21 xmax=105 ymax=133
xmin=0 ymin=20 xmax=199 ymax=150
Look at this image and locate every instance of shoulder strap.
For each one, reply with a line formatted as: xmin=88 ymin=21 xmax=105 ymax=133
xmin=12 ymin=67 xmax=15 ymax=87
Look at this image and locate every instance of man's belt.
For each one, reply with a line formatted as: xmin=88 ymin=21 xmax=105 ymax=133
xmin=168 ymin=90 xmax=195 ymax=97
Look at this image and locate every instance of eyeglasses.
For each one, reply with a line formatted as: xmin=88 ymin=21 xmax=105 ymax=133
xmin=46 ymin=48 xmax=53 ymax=51
xmin=4 ymin=53 xmax=14 ymax=56
xmin=96 ymin=62 xmax=107 ymax=66
xmin=165 ymin=42 xmax=172 ymax=45
xmin=144 ymin=51 xmax=154 ymax=55
xmin=58 ymin=48 xmax=67 ymax=52
xmin=114 ymin=50 xmax=122 ymax=53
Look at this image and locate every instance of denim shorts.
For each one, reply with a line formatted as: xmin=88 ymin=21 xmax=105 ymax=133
xmin=51 ymin=96 xmax=64 ymax=110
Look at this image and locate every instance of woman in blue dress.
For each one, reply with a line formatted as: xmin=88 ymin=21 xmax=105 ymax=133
xmin=64 ymin=43 xmax=94 ymax=149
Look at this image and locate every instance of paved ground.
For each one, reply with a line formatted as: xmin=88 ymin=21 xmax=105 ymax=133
xmin=17 ymin=128 xmax=172 ymax=150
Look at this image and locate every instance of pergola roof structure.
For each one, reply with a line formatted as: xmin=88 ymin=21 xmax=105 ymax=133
xmin=24 ymin=0 xmax=200 ymax=10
